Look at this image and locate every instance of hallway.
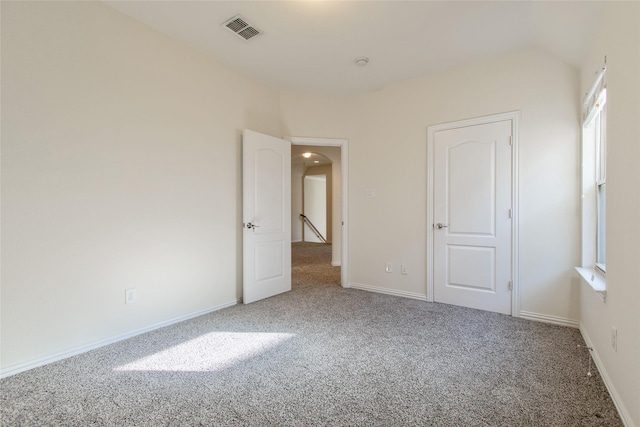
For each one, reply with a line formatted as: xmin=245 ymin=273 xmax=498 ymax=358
xmin=291 ymin=242 xmax=340 ymax=288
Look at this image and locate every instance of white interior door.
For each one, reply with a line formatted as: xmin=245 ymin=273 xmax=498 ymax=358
xmin=433 ymin=119 xmax=512 ymax=314
xmin=243 ymin=129 xmax=291 ymax=304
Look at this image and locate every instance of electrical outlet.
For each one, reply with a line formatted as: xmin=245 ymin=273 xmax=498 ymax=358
xmin=610 ymin=327 xmax=617 ymax=352
xmin=125 ymin=288 xmax=137 ymax=304
xmin=401 ymin=264 xmax=408 ymax=275
xmin=365 ymin=188 xmax=376 ymax=198
xmin=385 ymin=262 xmax=393 ymax=273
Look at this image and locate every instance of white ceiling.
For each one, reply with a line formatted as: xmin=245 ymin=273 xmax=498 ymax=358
xmin=104 ymin=1 xmax=604 ymax=96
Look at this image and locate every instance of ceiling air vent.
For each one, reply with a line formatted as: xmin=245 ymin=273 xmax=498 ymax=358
xmin=223 ymin=15 xmax=262 ymax=41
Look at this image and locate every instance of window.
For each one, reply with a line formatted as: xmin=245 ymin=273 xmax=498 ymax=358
xmin=592 ymin=90 xmax=607 ymax=273
xmin=579 ymin=65 xmax=607 ymax=295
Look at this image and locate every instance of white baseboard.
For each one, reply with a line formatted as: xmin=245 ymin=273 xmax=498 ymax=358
xmin=580 ymin=326 xmax=634 ymax=427
xmin=292 ymin=239 xmax=303 ymax=243
xmin=349 ymin=282 xmax=427 ymax=301
xmin=0 ymin=299 xmax=240 ymax=379
xmin=331 ymin=261 xmax=341 ymax=267
xmin=518 ymin=311 xmax=579 ymax=328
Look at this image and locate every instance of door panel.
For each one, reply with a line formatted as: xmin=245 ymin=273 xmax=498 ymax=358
xmin=448 ymin=141 xmax=495 ymax=235
xmin=255 ymin=148 xmax=285 ymax=231
xmin=448 ymin=245 xmax=495 ymax=291
xmin=243 ymin=130 xmax=291 ymax=304
xmin=255 ymin=241 xmax=285 ymax=282
xmin=433 ymin=120 xmax=512 ymax=314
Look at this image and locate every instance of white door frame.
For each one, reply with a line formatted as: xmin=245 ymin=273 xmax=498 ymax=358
xmin=427 ymin=112 xmax=520 ymax=316
xmin=291 ymin=137 xmax=349 ymax=288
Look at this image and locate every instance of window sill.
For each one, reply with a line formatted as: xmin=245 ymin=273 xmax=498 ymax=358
xmin=575 ymin=267 xmax=606 ymax=302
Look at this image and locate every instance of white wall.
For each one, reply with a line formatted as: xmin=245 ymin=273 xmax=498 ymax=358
xmin=291 ymin=162 xmax=305 ymax=242
xmin=303 ymin=164 xmax=332 ymax=243
xmin=579 ymin=3 xmax=640 ymax=426
xmin=281 ymin=48 xmax=581 ymax=317
xmin=1 ymin=2 xmax=282 ymax=373
xmin=303 ymin=175 xmax=327 ymax=243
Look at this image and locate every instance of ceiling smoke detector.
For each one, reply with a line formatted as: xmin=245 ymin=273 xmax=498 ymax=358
xmin=355 ymin=57 xmax=369 ymax=67
xmin=223 ymin=15 xmax=262 ymax=41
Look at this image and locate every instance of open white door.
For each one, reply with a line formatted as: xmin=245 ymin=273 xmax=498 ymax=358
xmin=243 ymin=129 xmax=291 ymax=304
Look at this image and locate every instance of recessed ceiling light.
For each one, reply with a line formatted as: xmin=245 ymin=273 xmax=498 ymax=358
xmin=314 ymin=160 xmax=320 ymax=164
xmin=355 ymin=57 xmax=369 ymax=67
xmin=302 ymin=152 xmax=312 ymax=158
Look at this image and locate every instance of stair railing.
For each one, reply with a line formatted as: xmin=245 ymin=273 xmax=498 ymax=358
xmin=299 ymin=214 xmax=327 ymax=243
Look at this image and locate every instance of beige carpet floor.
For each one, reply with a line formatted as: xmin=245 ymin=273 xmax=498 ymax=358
xmin=292 ymin=242 xmax=340 ymax=288
xmin=0 ymin=242 xmax=622 ymax=426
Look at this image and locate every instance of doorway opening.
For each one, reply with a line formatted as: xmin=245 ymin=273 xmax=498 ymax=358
xmin=291 ymin=137 xmax=349 ymax=288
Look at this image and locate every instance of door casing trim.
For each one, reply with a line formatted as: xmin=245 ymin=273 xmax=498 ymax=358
xmin=427 ymin=111 xmax=520 ymax=316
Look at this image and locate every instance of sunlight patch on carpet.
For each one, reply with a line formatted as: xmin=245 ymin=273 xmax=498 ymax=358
xmin=114 ymin=332 xmax=295 ymax=373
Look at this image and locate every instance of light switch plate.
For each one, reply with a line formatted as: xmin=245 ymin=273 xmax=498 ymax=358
xmin=125 ymin=288 xmax=138 ymax=304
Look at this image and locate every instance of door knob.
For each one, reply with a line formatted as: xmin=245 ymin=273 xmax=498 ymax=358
xmin=245 ymin=222 xmax=260 ymax=229
xmin=435 ymin=223 xmax=449 ymax=229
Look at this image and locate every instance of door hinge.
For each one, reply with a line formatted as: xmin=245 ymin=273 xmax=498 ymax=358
xmin=508 ymin=208 xmax=512 ymax=219
xmin=509 ymin=136 xmax=513 ymax=146
xmin=508 ymin=281 xmax=513 ymax=291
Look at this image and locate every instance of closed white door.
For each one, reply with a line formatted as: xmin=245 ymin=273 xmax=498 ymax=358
xmin=433 ymin=120 xmax=512 ymax=314
xmin=243 ymin=129 xmax=291 ymax=304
